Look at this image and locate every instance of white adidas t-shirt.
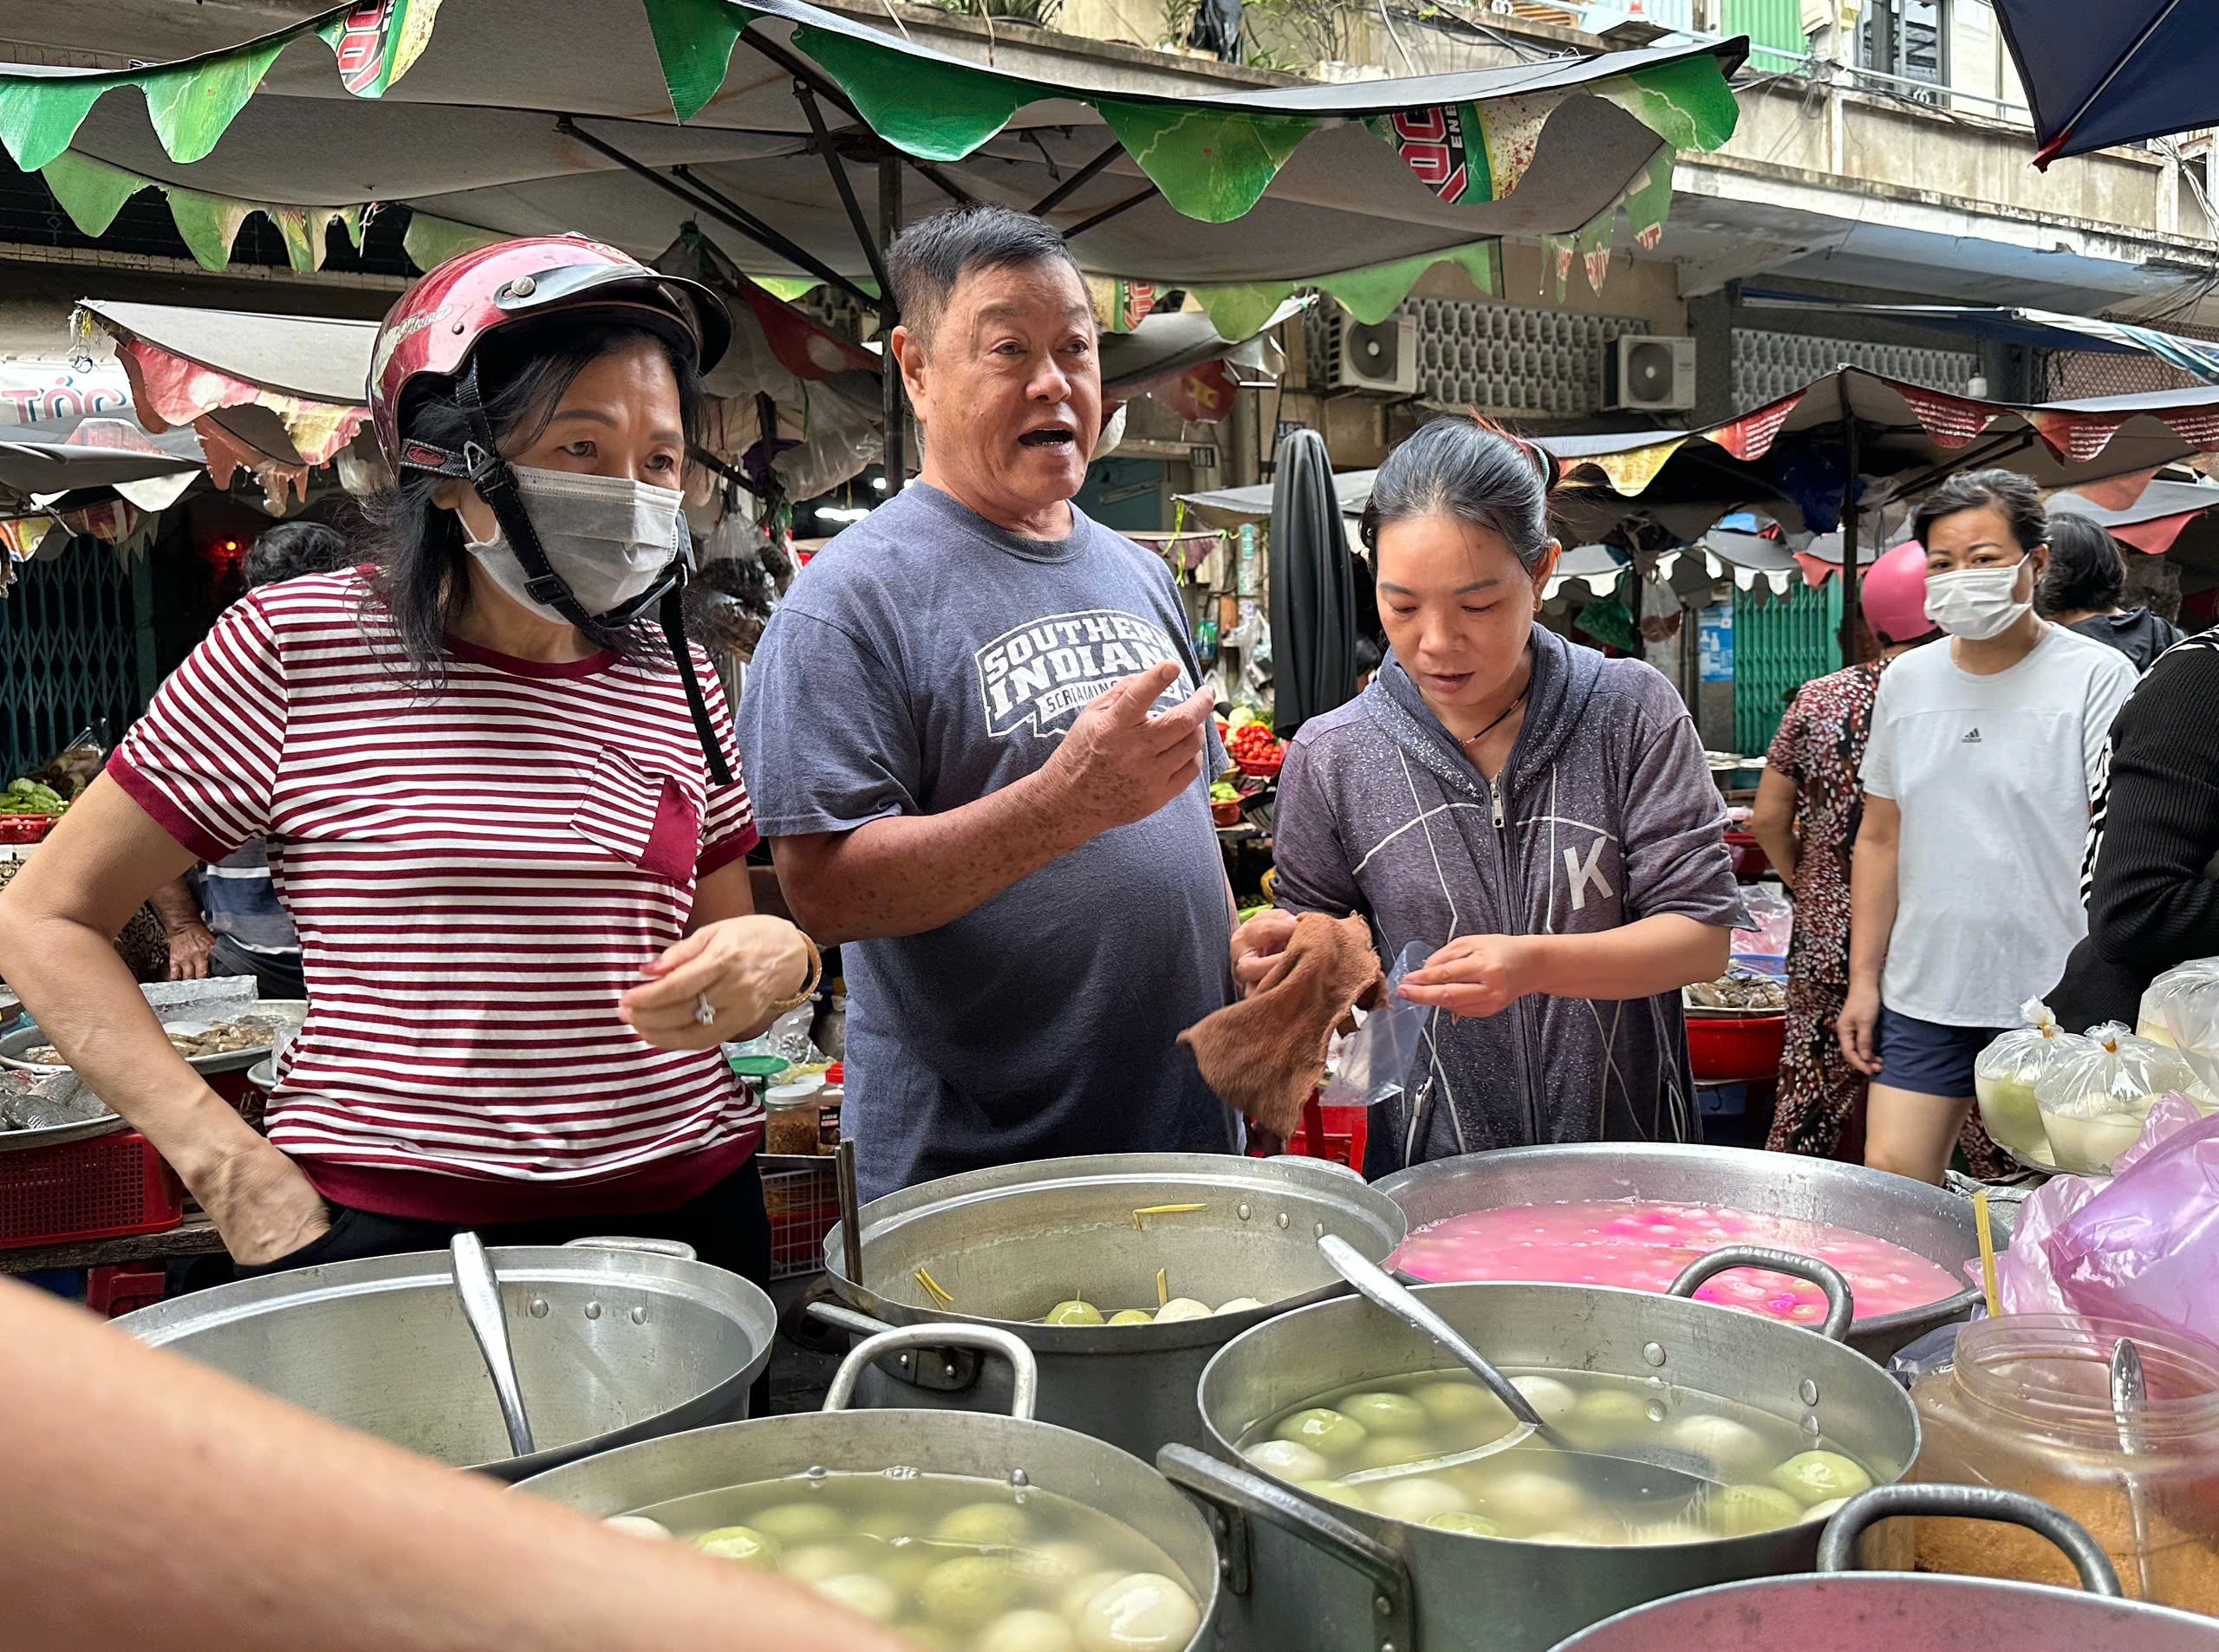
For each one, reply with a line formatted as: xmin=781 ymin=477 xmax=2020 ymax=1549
xmin=1861 ymin=626 xmax=2137 ymax=1027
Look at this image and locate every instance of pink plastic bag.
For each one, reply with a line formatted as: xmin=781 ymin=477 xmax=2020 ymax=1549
xmin=2043 ymin=1103 xmax=2219 ymax=1351
xmin=1994 ymin=1170 xmax=2102 ymax=1315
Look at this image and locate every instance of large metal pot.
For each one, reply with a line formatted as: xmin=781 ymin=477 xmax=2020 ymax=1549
xmin=1380 ymin=1142 xmax=1983 ymax=1361
xmin=1162 ymin=1257 xmax=1921 ymax=1652
xmin=817 ymin=1152 xmax=1406 ymax=1460
xmin=1553 ymin=1483 xmax=2219 ymax=1651
xmin=121 ymin=1236 xmax=775 ymax=1480
xmin=514 ymin=1324 xmax=1222 ymax=1650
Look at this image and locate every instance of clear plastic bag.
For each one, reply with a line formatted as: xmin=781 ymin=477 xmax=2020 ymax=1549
xmin=1319 ymin=941 xmax=1430 ymax=1110
xmin=1730 ymin=890 xmax=1793 ymax=960
xmin=2140 ymin=958 xmax=2219 ymax=1047
xmin=2034 ymin=1022 xmax=2196 ymax=1174
xmin=2157 ymin=960 xmax=2219 ymax=1096
xmin=1972 ymin=1000 xmax=2088 ymax=1167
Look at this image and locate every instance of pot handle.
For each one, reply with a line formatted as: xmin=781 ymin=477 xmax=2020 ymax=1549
xmin=806 ymin=1298 xmax=895 ymax=1340
xmin=1156 ymin=1444 xmax=1415 ymax=1652
xmin=1667 ymin=1245 xmax=1855 ymax=1343
xmin=561 ymin=1236 xmax=700 ymax=1261
xmin=823 ymin=1324 xmax=1039 ymax=1421
xmin=1815 ymin=1483 xmax=2123 ymax=1597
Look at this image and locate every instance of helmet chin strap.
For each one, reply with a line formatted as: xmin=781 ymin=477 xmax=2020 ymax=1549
xmin=426 ymin=361 xmax=736 ymax=789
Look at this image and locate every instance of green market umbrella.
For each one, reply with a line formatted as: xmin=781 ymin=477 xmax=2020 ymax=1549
xmin=0 ymin=0 xmax=1743 ymax=336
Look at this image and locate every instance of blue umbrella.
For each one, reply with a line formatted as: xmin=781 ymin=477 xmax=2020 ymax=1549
xmin=1992 ymin=0 xmax=2208 ymax=165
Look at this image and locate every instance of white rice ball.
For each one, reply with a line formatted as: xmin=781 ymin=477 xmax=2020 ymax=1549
xmin=815 ymin=1573 xmax=902 ymax=1620
xmin=602 ymin=1514 xmax=671 ymax=1540
xmin=1075 ymin=1572 xmax=1202 ymax=1652
xmin=1367 ymin=1476 xmax=1472 ymax=1525
xmin=1243 ymin=1438 xmax=1331 ymax=1481
xmin=980 ymin=1608 xmax=1083 ymax=1652
xmin=1508 ymin=1376 xmax=1578 ymax=1421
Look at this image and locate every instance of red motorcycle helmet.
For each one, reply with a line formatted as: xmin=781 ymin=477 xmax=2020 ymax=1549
xmin=368 ymin=233 xmax=732 ymax=472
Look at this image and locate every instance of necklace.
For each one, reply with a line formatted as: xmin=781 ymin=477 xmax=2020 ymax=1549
xmin=1461 ymin=691 xmax=1526 ymax=747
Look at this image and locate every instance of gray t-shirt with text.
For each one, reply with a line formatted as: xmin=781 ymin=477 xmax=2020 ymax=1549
xmin=737 ymin=483 xmax=1237 ymax=1200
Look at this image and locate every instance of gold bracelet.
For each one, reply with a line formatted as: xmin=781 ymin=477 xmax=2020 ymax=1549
xmin=769 ymin=933 xmax=823 ymax=1012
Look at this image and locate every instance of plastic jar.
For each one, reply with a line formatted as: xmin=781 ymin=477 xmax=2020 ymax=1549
xmin=1907 ymin=1314 xmax=2219 ymax=1610
xmin=763 ymin=1077 xmax=823 ymax=1155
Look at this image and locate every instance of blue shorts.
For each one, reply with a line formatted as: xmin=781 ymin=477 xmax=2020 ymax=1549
xmin=1876 ymin=1006 xmax=2005 ymax=1098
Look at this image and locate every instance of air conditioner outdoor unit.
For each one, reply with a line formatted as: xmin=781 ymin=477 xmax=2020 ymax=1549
xmin=1326 ymin=307 xmax=1419 ymax=395
xmin=1604 ymin=334 xmax=1697 ymax=412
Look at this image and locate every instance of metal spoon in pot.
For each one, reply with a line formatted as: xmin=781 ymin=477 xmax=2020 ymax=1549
xmin=451 ymin=1231 xmax=537 ymax=1460
xmin=1317 ymin=1233 xmax=1714 ymax=1502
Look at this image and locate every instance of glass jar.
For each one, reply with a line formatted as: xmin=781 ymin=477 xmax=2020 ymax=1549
xmin=1907 ymin=1315 xmax=2219 ymax=1611
xmin=763 ymin=1077 xmax=823 ymax=1156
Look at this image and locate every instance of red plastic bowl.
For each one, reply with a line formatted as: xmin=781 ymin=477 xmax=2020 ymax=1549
xmin=1233 ymin=752 xmax=1285 ymax=780
xmin=0 ymin=813 xmax=55 ymax=844
xmin=1687 ymin=1011 xmax=1786 ymax=1083
xmin=1211 ymin=799 xmax=1243 ymax=827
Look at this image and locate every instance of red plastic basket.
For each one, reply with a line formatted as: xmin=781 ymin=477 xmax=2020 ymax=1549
xmin=0 ymin=1130 xmax=185 ymax=1251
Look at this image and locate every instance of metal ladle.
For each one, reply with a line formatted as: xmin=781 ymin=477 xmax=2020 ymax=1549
xmin=1318 ymin=1232 xmax=1713 ymax=1501
xmin=451 ymin=1231 xmax=536 ymax=1460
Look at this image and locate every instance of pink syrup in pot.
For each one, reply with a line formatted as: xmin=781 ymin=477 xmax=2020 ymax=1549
xmin=1389 ymin=1199 xmax=1964 ymax=1325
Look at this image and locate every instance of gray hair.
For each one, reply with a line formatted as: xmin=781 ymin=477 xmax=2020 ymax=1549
xmin=886 ymin=205 xmax=1084 ymax=344
xmin=1360 ymin=414 xmax=1558 ymax=574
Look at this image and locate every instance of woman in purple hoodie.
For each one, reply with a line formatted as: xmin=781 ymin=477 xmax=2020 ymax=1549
xmin=1232 ymin=418 xmax=1742 ymax=1174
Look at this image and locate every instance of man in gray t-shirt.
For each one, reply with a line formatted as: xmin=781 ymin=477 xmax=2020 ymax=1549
xmin=737 ymin=207 xmax=1236 ymax=1200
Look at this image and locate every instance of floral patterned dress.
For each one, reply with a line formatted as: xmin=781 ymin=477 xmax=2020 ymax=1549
xmin=1763 ymin=660 xmax=2007 ymax=1174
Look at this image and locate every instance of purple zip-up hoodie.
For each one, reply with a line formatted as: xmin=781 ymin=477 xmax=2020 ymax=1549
xmin=1272 ymin=625 xmax=1744 ymax=1174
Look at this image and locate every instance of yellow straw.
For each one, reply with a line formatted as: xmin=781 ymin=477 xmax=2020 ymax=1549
xmin=914 ymin=1266 xmax=954 ymax=1308
xmin=1973 ymin=1191 xmax=2001 ymax=1317
xmin=1132 ymin=1202 xmax=1207 ymax=1231
xmin=1156 ymin=1267 xmax=1169 ymax=1308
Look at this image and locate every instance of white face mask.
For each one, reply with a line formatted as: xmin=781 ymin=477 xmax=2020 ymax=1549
xmin=1924 ymin=558 xmax=2034 ymax=641
xmin=463 ymin=465 xmax=683 ymax=624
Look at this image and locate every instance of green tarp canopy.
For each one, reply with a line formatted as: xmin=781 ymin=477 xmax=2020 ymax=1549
xmin=0 ymin=0 xmax=1741 ymax=334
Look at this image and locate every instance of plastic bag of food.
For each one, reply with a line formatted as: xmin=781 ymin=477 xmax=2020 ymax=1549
xmin=1730 ymin=890 xmax=1793 ymax=960
xmin=2138 ymin=957 xmax=2219 ymax=1047
xmin=1972 ymin=1000 xmax=2088 ymax=1167
xmin=1319 ymin=941 xmax=1430 ymax=1110
xmin=2157 ymin=963 xmax=2219 ymax=1102
xmin=2043 ymin=1104 xmax=2219 ymax=1349
xmin=2034 ymin=1022 xmax=2196 ymax=1174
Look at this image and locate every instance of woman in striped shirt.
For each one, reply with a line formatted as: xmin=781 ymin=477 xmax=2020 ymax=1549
xmin=0 ymin=238 xmax=816 ymax=1283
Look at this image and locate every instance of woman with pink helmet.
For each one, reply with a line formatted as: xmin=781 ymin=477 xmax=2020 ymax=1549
xmin=1749 ymin=537 xmax=1936 ymax=1160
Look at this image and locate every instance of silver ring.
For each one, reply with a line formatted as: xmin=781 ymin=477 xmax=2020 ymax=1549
xmin=693 ymin=992 xmax=719 ymax=1027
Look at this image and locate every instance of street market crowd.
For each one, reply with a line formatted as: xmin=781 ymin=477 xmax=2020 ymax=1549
xmin=3 ymin=203 xmax=2217 ymax=1649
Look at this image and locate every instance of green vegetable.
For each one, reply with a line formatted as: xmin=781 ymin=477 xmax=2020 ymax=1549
xmin=1209 ymin=783 xmax=1240 ymax=803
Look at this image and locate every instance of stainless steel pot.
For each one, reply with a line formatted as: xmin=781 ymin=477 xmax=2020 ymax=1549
xmin=1380 ymin=1142 xmax=1983 ymax=1360
xmin=818 ymin=1152 xmax=1407 ymax=1460
xmin=513 ymin=1324 xmax=1222 ymax=1651
xmin=1162 ymin=1261 xmax=1921 ymax=1652
xmin=1552 ymin=1483 xmax=2219 ymax=1651
xmin=120 ymin=1236 xmax=774 ymax=1480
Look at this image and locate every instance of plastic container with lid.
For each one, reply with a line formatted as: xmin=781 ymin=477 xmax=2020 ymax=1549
xmin=1906 ymin=1314 xmax=2219 ymax=1612
xmin=763 ymin=1076 xmax=824 ymax=1154
xmin=1974 ymin=1000 xmax=2087 ymax=1167
xmin=2034 ymin=1023 xmax=2196 ymax=1174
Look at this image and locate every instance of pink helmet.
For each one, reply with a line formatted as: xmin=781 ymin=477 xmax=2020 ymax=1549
xmin=1862 ymin=538 xmax=1934 ymax=643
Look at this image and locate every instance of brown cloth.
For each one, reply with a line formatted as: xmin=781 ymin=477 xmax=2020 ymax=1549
xmin=1181 ymin=911 xmax=1382 ymax=1139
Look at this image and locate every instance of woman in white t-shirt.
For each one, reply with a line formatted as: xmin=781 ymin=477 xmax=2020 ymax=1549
xmin=0 ymin=237 xmax=818 ymax=1280
xmin=1838 ymin=469 xmax=2137 ymax=1184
